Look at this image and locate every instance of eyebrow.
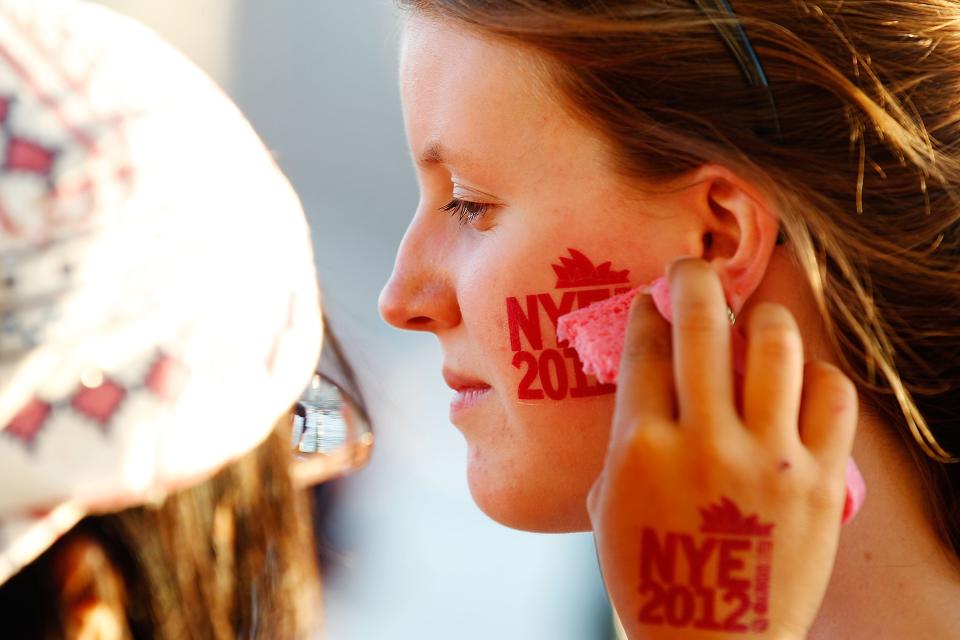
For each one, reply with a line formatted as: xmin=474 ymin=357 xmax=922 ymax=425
xmin=416 ymin=141 xmax=490 ymax=191
xmin=418 ymin=141 xmax=447 ymax=165
xmin=416 ymin=143 xmax=500 ymax=200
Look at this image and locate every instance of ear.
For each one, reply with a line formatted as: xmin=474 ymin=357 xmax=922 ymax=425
xmin=51 ymin=534 xmax=130 ymax=640
xmin=684 ymin=164 xmax=780 ymax=313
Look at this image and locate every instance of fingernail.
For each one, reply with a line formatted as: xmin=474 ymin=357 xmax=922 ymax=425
xmin=646 ymin=276 xmax=672 ymax=322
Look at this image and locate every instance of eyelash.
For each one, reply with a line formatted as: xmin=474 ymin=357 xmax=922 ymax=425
xmin=440 ymin=198 xmax=491 ymax=226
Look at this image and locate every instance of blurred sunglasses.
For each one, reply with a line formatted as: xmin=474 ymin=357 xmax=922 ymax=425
xmin=289 ymin=317 xmax=373 ymax=486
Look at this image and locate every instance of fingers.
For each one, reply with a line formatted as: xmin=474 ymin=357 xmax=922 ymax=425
xmin=743 ymin=303 xmax=805 ymax=446
xmin=668 ymin=259 xmax=736 ymax=427
xmin=612 ymin=293 xmax=674 ymax=445
xmin=799 ymin=361 xmax=858 ymax=470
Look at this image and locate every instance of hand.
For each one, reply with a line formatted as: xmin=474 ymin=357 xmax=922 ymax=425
xmin=587 ymin=258 xmax=857 ymax=640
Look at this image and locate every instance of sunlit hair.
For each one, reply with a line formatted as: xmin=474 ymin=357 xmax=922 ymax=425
xmin=401 ymin=0 xmax=960 ymax=553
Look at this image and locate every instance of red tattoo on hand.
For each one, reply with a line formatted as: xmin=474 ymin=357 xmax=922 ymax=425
xmin=637 ymin=498 xmax=774 ymax=633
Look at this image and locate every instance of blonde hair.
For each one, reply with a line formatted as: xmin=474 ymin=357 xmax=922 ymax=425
xmin=403 ymin=0 xmax=960 ymax=552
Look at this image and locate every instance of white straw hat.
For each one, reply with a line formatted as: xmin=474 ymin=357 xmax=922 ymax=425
xmin=0 ymin=0 xmax=322 ymax=585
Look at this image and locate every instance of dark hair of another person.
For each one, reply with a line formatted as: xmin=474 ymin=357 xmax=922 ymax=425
xmin=0 ymin=416 xmax=318 ymax=639
xmin=0 ymin=316 xmax=366 ymax=637
xmin=400 ymin=0 xmax=960 ymax=555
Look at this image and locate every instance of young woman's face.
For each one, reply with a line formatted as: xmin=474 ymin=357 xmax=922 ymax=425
xmin=380 ymin=16 xmax=703 ymax=531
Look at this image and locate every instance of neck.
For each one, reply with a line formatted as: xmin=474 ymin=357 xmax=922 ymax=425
xmin=809 ymin=411 xmax=960 ymax=639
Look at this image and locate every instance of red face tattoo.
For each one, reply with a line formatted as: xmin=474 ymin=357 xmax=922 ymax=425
xmin=505 ymin=249 xmax=634 ymax=400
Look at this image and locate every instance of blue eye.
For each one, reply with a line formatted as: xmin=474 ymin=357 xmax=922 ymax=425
xmin=440 ymin=198 xmax=491 ymax=226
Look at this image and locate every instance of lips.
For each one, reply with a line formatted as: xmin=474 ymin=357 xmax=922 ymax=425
xmin=443 ymin=368 xmax=493 ymax=417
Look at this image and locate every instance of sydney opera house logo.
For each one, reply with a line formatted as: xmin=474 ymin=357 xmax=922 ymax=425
xmin=552 ymin=248 xmax=630 ymax=289
xmin=699 ymin=497 xmax=775 ymax=538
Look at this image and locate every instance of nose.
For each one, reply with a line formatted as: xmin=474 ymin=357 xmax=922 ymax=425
xmin=379 ymin=210 xmax=461 ymax=333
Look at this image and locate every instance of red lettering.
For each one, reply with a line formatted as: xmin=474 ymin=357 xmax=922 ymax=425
xmin=539 ymin=349 xmax=568 ymax=400
xmin=664 ymin=585 xmax=695 ymax=626
xmin=721 ymin=590 xmax=750 ymax=632
xmin=512 ymin=351 xmax=543 ymax=400
xmin=565 ymin=348 xmax=614 ymax=398
xmin=717 ymin=539 xmax=752 ymax=592
xmin=566 ymin=347 xmax=596 ymax=397
xmin=507 ymin=252 xmax=635 ymax=397
xmin=537 ymin=292 xmax=577 ymax=345
xmin=757 ymin=539 xmax=773 ymax=559
xmin=678 ymin=534 xmax=717 ymax=588
xmin=576 ymin=288 xmax=611 ymax=310
xmin=506 ymin=295 xmax=542 ymax=351
xmin=754 ymin=559 xmax=771 ymax=616
xmin=693 ymin=588 xmax=723 ymax=630
xmin=640 ymin=528 xmax=677 ymax=585
xmin=635 ymin=501 xmax=773 ymax=634
xmin=638 ymin=582 xmax=666 ymax=625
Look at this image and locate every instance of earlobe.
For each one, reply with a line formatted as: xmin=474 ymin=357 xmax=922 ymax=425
xmin=688 ymin=164 xmax=780 ymax=313
xmin=51 ymin=535 xmax=129 ymax=640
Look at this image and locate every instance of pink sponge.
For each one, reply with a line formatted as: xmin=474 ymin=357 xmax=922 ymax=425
xmin=557 ymin=278 xmax=671 ymax=384
xmin=556 ymin=277 xmax=866 ymax=525
xmin=556 ymin=288 xmax=644 ymax=384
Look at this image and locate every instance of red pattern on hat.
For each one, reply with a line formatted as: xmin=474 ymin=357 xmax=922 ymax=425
xmin=70 ymin=378 xmax=126 ymax=427
xmin=4 ymin=137 xmax=56 ymax=174
xmin=5 ymin=397 xmax=52 ymax=447
xmin=3 ymin=353 xmax=193 ymax=450
xmin=145 ymin=354 xmax=190 ymax=403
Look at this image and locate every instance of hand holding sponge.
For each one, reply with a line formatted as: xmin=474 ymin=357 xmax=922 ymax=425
xmin=557 ymin=279 xmax=866 ymax=525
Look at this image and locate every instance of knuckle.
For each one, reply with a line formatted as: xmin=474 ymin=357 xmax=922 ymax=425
xmin=628 ymin=424 xmax=671 ymax=454
xmin=684 ymin=402 xmax=737 ymax=430
xmin=624 ymin=329 xmax=671 ymax=362
xmin=805 ymin=362 xmax=859 ymax=412
xmin=670 ymin=257 xmax=711 ymax=280
xmin=616 ymin=424 xmax=679 ymax=471
xmin=691 ymin=435 xmax=736 ymax=468
xmin=751 ymin=322 xmax=802 ymax=361
xmin=764 ymin=463 xmax=816 ymax=502
xmin=765 ymin=476 xmax=805 ymax=505
xmin=686 ymin=440 xmax=742 ymax=493
xmin=805 ymin=360 xmax=844 ymax=383
xmin=749 ymin=302 xmax=798 ymax=330
xmin=674 ymin=300 xmax=725 ymax=334
xmin=758 ymin=454 xmax=845 ymax=511
xmin=807 ymin=475 xmax=846 ymax=513
xmin=586 ymin=479 xmax=603 ymax=517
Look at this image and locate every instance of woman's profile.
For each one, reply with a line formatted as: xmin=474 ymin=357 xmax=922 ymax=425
xmin=379 ymin=1 xmax=960 ymax=637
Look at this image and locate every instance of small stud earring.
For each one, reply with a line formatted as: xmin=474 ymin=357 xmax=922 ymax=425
xmin=726 ymin=306 xmax=737 ymax=326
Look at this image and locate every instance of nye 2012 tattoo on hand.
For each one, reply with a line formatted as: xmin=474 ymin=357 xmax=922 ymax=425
xmin=506 ymin=249 xmax=630 ymax=400
xmin=587 ymin=259 xmax=859 ymax=640
xmin=638 ymin=498 xmax=773 ymax=633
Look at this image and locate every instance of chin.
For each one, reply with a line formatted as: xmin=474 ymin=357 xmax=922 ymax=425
xmin=464 ymin=445 xmax=592 ymax=533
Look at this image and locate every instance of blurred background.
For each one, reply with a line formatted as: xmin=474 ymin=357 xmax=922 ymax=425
xmin=93 ymin=1 xmax=614 ymax=639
